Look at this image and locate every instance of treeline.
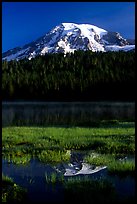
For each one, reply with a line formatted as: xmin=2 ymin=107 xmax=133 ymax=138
xmin=2 ymin=50 xmax=135 ymax=101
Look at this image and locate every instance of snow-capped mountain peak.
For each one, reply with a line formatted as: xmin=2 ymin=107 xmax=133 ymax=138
xmin=2 ymin=22 xmax=135 ymax=61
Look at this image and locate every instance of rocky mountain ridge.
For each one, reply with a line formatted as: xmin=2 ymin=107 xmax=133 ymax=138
xmin=2 ymin=22 xmax=135 ymax=61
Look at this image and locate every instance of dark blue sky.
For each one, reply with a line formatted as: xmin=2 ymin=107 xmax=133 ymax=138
xmin=2 ymin=2 xmax=135 ymax=52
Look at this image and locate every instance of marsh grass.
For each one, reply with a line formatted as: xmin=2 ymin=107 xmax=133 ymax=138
xmin=85 ymin=152 xmax=113 ymax=166
xmin=2 ymin=174 xmax=13 ymax=185
xmin=44 ymin=172 xmax=135 ymax=203
xmin=64 ymin=176 xmax=116 ymax=203
xmin=44 ymin=172 xmax=116 ymax=203
xmin=37 ymin=150 xmax=70 ymax=163
xmin=3 ymin=151 xmax=31 ymax=165
xmin=84 ymin=152 xmax=135 ymax=176
xmin=10 ymin=154 xmax=31 ymax=165
xmin=2 ymin=174 xmax=27 ymax=202
xmin=45 ymin=172 xmax=64 ymax=185
xmin=108 ymin=160 xmax=135 ymax=176
xmin=2 ymin=121 xmax=135 ymax=203
xmin=2 ymin=121 xmax=135 ymax=166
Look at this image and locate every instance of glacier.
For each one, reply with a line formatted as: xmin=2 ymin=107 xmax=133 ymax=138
xmin=2 ymin=22 xmax=135 ymax=61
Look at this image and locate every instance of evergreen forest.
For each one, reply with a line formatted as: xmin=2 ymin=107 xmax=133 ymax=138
xmin=2 ymin=50 xmax=135 ymax=101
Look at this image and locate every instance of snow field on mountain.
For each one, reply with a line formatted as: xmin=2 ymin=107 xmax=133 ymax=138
xmin=2 ymin=23 xmax=135 ymax=61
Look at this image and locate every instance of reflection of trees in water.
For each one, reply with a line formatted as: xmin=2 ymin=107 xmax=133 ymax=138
xmin=2 ymin=102 xmax=135 ymax=127
xmin=2 ymin=107 xmax=15 ymax=126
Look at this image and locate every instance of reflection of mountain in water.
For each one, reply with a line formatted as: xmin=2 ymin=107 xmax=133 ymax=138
xmin=55 ymin=150 xmax=107 ymax=176
xmin=2 ymin=152 xmax=135 ymax=203
xmin=56 ymin=162 xmax=107 ymax=176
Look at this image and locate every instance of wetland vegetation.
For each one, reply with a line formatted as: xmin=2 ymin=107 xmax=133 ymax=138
xmin=2 ymin=102 xmax=135 ymax=203
xmin=2 ymin=174 xmax=27 ymax=202
xmin=2 ymin=121 xmax=135 ymax=166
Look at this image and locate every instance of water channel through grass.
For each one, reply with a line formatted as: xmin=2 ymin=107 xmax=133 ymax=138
xmin=2 ymin=102 xmax=135 ymax=203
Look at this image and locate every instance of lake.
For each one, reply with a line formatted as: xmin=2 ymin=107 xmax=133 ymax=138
xmin=2 ymin=101 xmax=135 ymax=127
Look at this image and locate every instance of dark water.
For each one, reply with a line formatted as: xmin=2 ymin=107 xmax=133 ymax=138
xmin=2 ymin=157 xmax=135 ymax=203
xmin=2 ymin=102 xmax=135 ymax=127
xmin=2 ymin=159 xmax=64 ymax=203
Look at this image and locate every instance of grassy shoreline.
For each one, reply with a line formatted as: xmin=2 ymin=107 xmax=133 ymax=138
xmin=2 ymin=121 xmax=135 ymax=175
xmin=2 ymin=121 xmax=135 ymax=203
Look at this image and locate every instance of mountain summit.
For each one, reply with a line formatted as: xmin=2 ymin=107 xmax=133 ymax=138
xmin=2 ymin=23 xmax=135 ymax=61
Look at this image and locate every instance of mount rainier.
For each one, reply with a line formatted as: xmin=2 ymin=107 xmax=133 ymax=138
xmin=2 ymin=22 xmax=135 ymax=61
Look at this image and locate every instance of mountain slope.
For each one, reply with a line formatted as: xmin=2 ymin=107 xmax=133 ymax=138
xmin=2 ymin=23 xmax=135 ymax=61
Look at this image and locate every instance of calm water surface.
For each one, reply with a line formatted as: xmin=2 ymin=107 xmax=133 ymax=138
xmin=2 ymin=102 xmax=135 ymax=127
xmin=2 ymin=157 xmax=135 ymax=203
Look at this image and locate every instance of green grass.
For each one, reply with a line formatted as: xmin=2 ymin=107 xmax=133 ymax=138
xmin=2 ymin=174 xmax=14 ymax=185
xmin=37 ymin=149 xmax=70 ymax=163
xmin=84 ymin=152 xmax=135 ymax=176
xmin=2 ymin=121 xmax=135 ymax=171
xmin=2 ymin=174 xmax=27 ymax=202
xmin=45 ymin=172 xmax=64 ymax=185
xmin=85 ymin=152 xmax=113 ymax=166
xmin=108 ymin=159 xmax=135 ymax=176
xmin=3 ymin=153 xmax=31 ymax=165
xmin=2 ymin=121 xmax=135 ymax=203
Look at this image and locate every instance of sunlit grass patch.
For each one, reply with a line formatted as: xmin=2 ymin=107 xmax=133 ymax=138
xmin=10 ymin=154 xmax=31 ymax=165
xmin=97 ymin=140 xmax=135 ymax=154
xmin=3 ymin=150 xmax=31 ymax=165
xmin=84 ymin=152 xmax=113 ymax=166
xmin=37 ymin=149 xmax=71 ymax=164
xmin=108 ymin=159 xmax=135 ymax=177
xmin=84 ymin=152 xmax=135 ymax=176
